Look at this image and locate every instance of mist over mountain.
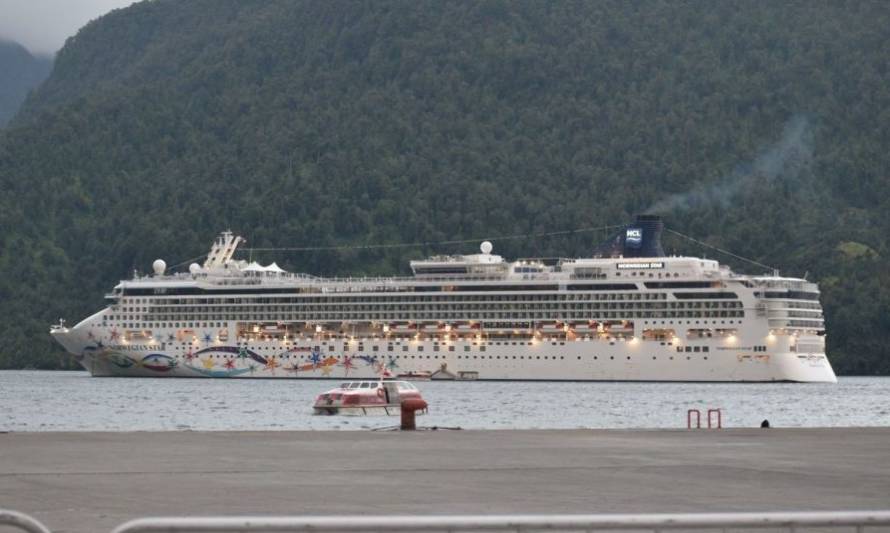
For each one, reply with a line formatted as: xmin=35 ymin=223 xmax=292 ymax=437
xmin=2 ymin=0 xmax=890 ymax=373
xmin=0 ymin=39 xmax=52 ymax=126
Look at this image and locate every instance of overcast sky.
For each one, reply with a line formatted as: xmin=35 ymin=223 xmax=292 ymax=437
xmin=0 ymin=0 xmax=138 ymax=56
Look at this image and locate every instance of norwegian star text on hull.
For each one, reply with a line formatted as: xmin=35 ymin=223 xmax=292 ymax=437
xmin=51 ymin=216 xmax=837 ymax=382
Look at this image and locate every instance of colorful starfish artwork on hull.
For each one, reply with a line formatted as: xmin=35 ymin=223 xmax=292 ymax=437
xmin=356 ymin=355 xmax=377 ymax=366
xmin=264 ymin=357 xmax=281 ymax=374
xmin=287 ymin=356 xmax=340 ymax=373
xmin=340 ymin=356 xmax=355 ymax=375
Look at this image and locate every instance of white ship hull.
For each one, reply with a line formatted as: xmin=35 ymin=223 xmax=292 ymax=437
xmin=49 ymin=221 xmax=839 ymax=383
xmin=53 ymin=319 xmax=836 ymax=383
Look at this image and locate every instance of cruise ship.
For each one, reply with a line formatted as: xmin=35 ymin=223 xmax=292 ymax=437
xmin=50 ymin=216 xmax=836 ymax=382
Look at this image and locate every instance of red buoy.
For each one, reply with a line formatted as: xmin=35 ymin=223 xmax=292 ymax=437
xmin=400 ymin=398 xmax=428 ymax=430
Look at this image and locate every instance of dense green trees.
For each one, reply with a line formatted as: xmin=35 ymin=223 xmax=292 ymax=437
xmin=1 ymin=0 xmax=889 ymax=373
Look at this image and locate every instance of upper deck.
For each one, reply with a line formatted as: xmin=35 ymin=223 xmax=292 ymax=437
xmin=109 ymin=216 xmax=819 ymax=309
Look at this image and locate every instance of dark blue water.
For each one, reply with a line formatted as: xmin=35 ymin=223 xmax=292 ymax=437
xmin=2 ymin=371 xmax=887 ymax=431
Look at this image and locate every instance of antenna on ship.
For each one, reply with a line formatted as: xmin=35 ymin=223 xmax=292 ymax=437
xmin=203 ymin=230 xmax=244 ymax=270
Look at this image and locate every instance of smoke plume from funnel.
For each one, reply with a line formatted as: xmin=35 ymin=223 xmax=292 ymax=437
xmin=645 ymin=115 xmax=813 ymax=215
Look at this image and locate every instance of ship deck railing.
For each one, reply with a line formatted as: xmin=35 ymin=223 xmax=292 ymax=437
xmin=122 ymin=270 xmax=778 ymax=292
xmin=7 ymin=509 xmax=890 ymax=533
xmin=130 ymin=272 xmax=526 ymax=286
xmin=113 ymin=511 xmax=890 ymax=532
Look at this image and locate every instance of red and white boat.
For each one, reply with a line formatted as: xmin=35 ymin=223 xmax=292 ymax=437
xmin=312 ymin=380 xmax=426 ymax=416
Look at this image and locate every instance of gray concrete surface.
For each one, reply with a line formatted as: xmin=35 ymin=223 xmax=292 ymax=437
xmin=1 ymin=428 xmax=889 ymax=533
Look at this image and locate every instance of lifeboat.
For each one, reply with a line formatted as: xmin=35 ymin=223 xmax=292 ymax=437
xmin=312 ymin=380 xmax=426 ymax=416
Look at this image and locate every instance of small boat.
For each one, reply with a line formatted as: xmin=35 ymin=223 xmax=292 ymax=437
xmin=312 ymin=380 xmax=426 ymax=416
xmin=396 ymin=370 xmax=432 ymax=381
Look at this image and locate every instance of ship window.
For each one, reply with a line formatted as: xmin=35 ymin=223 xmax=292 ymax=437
xmin=402 ymin=346 xmax=408 ymax=351
xmin=464 ymin=346 xmax=470 ymax=352
xmin=418 ymin=346 xmax=423 ymax=351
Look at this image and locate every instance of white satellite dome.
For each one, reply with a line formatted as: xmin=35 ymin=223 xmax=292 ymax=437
xmin=480 ymin=241 xmax=493 ymax=254
xmin=152 ymin=259 xmax=166 ymax=276
xmin=189 ymin=263 xmax=202 ymax=275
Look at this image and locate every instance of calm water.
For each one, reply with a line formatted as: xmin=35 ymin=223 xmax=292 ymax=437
xmin=1 ymin=371 xmax=888 ymax=431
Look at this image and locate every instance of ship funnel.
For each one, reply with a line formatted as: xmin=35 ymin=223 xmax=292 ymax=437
xmin=623 ymin=215 xmax=665 ymax=258
xmin=593 ymin=215 xmax=666 ymax=258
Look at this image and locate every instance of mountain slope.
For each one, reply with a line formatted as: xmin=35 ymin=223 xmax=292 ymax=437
xmin=2 ymin=0 xmax=890 ymax=372
xmin=0 ymin=40 xmax=52 ymax=126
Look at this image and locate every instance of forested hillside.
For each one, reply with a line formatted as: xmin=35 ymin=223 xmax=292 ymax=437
xmin=1 ymin=0 xmax=889 ymax=373
xmin=0 ymin=40 xmax=52 ymax=127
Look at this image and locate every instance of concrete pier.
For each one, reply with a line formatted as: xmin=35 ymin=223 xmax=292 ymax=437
xmin=1 ymin=428 xmax=889 ymax=533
